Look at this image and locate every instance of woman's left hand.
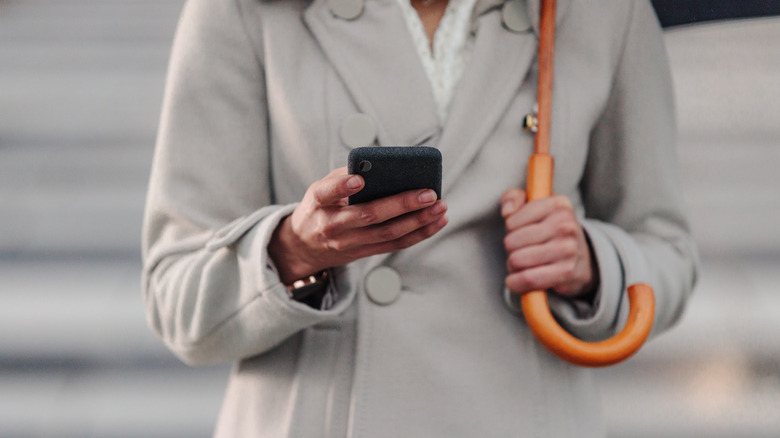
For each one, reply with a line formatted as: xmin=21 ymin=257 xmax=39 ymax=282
xmin=500 ymin=188 xmax=598 ymax=298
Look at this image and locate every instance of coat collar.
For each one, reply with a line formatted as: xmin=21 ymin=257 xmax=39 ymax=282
xmin=303 ymin=0 xmax=441 ymax=148
xmin=303 ymin=0 xmax=570 ymax=189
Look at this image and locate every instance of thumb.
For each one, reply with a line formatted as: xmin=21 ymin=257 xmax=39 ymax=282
xmin=309 ymin=167 xmax=364 ymax=206
xmin=500 ymin=188 xmax=527 ymax=218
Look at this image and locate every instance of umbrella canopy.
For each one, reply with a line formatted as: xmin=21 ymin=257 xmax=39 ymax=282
xmin=652 ymin=0 xmax=780 ymax=28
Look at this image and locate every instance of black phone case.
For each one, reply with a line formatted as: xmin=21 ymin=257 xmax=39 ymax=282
xmin=348 ymin=146 xmax=442 ymax=205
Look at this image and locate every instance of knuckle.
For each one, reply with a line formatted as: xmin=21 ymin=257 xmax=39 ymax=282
xmin=562 ymin=240 xmax=578 ymax=258
xmin=311 ymin=188 xmax=327 ymax=207
xmin=561 ymin=262 xmax=576 ymax=280
xmin=358 ymin=208 xmax=377 ymax=225
xmin=555 ymin=244 xmax=573 ymax=261
xmin=328 ymin=239 xmax=348 ymax=252
xmin=424 ymin=221 xmax=440 ymax=237
xmin=503 ymin=235 xmax=512 ymax=252
xmin=324 ymin=239 xmax=339 ymax=251
xmin=506 ymin=273 xmax=529 ymax=292
xmin=396 ymin=237 xmax=416 ymax=250
xmin=319 ymin=222 xmax=338 ymax=239
xmin=417 ymin=210 xmax=432 ymax=226
xmin=557 ymin=220 xmax=579 ymax=238
xmin=378 ymin=226 xmax=401 ymax=242
xmin=507 ymin=253 xmax=523 ymax=271
xmin=389 ymin=236 xmax=410 ymax=250
xmin=403 ymin=192 xmax=418 ymax=211
xmin=517 ymin=271 xmax=539 ymax=290
xmin=553 ymin=195 xmax=573 ymax=210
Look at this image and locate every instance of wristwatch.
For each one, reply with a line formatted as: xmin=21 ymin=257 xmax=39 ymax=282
xmin=286 ymin=270 xmax=329 ymax=306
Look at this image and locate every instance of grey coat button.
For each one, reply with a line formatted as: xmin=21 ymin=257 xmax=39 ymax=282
xmin=339 ymin=113 xmax=377 ymax=149
xmin=329 ymin=0 xmax=363 ymax=20
xmin=365 ymin=266 xmax=402 ymax=305
xmin=502 ymin=0 xmax=531 ymax=33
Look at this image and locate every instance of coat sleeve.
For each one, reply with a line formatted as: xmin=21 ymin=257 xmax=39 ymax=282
xmin=142 ymin=0 xmax=356 ymax=366
xmin=543 ymin=0 xmax=699 ymax=341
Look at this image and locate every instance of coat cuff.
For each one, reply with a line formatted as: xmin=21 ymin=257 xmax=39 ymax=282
xmin=177 ymin=204 xmax=357 ymax=364
xmin=227 ymin=203 xmax=357 ymax=316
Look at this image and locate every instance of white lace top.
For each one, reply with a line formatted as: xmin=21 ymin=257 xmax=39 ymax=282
xmin=395 ymin=0 xmax=480 ymax=124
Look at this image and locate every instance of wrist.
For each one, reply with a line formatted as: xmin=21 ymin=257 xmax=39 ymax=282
xmin=268 ymin=215 xmax=321 ymax=284
xmin=575 ymin=233 xmax=601 ymax=300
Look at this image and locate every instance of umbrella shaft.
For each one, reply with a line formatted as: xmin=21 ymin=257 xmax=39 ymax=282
xmin=526 ymin=153 xmax=554 ymax=201
xmin=534 ymin=0 xmax=556 ymax=156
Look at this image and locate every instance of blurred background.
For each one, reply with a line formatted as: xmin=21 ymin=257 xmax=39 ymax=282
xmin=1 ymin=0 xmax=779 ymax=437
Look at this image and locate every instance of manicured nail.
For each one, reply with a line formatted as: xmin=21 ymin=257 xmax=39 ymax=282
xmin=347 ymin=176 xmax=362 ymax=189
xmin=418 ymin=190 xmax=436 ymax=204
xmin=501 ymin=200 xmax=516 ymax=216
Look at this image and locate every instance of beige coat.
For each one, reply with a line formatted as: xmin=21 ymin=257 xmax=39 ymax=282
xmin=142 ymin=0 xmax=698 ymax=436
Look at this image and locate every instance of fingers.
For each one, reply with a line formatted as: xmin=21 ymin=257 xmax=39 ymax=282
xmin=354 ymin=214 xmax=449 ymax=259
xmin=503 ymin=208 xmax=580 ymax=253
xmin=503 ymin=222 xmax=556 ymax=253
xmin=345 ymin=200 xmax=447 ymax=247
xmin=505 ymin=264 xmax=571 ymax=295
xmin=309 ymin=167 xmax=364 ymax=207
xmin=506 ymin=238 xmax=578 ymax=273
xmin=504 ymin=195 xmax=573 ymax=231
xmin=329 ymin=188 xmax=440 ymax=230
xmin=502 ymin=192 xmax=596 ymax=296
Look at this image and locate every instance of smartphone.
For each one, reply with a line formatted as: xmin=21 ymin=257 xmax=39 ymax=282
xmin=347 ymin=146 xmax=442 ymax=205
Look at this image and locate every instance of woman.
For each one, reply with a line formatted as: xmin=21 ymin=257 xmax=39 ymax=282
xmin=142 ymin=0 xmax=698 ymax=435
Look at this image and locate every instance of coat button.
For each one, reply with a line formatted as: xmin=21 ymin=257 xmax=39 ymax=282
xmin=339 ymin=113 xmax=377 ymax=149
xmin=364 ymin=266 xmax=402 ymax=305
xmin=329 ymin=0 xmax=363 ymax=20
xmin=501 ymin=0 xmax=531 ymax=33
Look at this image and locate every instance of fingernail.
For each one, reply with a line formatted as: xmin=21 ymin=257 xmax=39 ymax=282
xmin=347 ymin=176 xmax=362 ymax=189
xmin=431 ymin=201 xmax=446 ymax=215
xmin=418 ymin=190 xmax=436 ymax=204
xmin=501 ymin=200 xmax=516 ymax=216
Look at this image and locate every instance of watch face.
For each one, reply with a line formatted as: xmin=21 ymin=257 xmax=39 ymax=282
xmin=287 ymin=270 xmax=329 ymax=307
xmin=290 ymin=282 xmax=328 ymax=308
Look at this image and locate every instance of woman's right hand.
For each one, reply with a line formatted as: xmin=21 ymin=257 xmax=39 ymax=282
xmin=269 ymin=167 xmax=448 ymax=284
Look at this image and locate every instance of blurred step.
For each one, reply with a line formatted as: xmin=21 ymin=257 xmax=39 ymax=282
xmin=668 ymin=18 xmax=780 ymax=255
xmin=0 ymin=143 xmax=151 ymax=255
xmin=0 ymin=366 xmax=229 ymax=438
xmin=0 ymin=0 xmax=182 ymax=256
xmin=0 ymin=258 xmax=173 ymax=364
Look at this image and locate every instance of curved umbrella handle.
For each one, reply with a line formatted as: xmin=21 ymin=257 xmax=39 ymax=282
xmin=520 ymin=285 xmax=655 ymax=367
xmin=520 ymin=154 xmax=656 ymax=367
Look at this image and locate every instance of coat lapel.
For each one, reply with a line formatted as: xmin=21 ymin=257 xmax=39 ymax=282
xmin=303 ymin=0 xmax=440 ymax=147
xmin=437 ymin=4 xmax=535 ymax=195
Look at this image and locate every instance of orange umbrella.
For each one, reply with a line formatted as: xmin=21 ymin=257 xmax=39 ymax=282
xmin=520 ymin=0 xmax=655 ymax=367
